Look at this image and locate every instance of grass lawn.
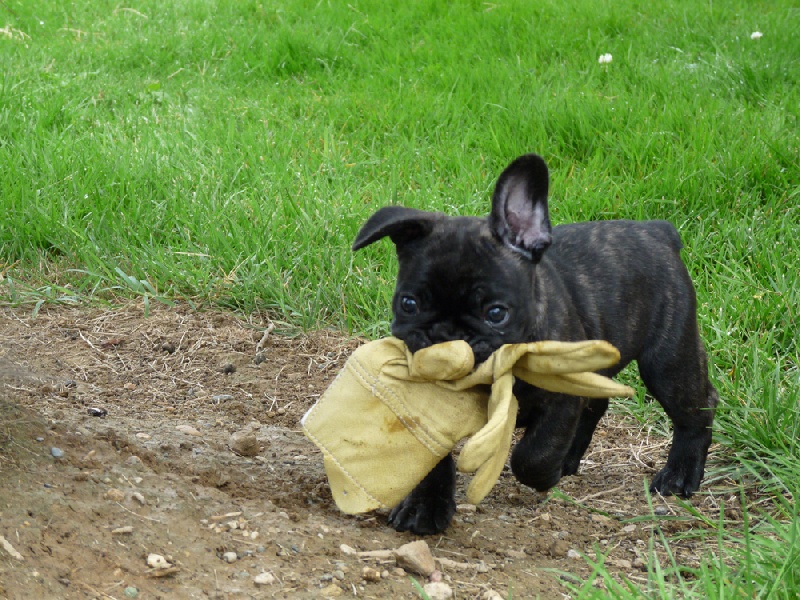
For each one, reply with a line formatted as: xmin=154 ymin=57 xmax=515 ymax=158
xmin=1 ymin=0 xmax=798 ymax=596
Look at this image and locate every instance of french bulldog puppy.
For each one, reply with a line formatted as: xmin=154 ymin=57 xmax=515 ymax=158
xmin=352 ymin=154 xmax=718 ymax=536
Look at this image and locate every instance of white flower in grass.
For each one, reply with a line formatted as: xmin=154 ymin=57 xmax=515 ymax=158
xmin=598 ymin=53 xmax=613 ymax=64
xmin=750 ymin=31 xmax=763 ymax=40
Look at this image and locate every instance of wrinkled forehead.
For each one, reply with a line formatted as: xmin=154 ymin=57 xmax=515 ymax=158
xmin=396 ymin=217 xmax=523 ymax=292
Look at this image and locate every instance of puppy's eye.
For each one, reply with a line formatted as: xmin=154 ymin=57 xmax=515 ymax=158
xmin=485 ymin=304 xmax=509 ymax=326
xmin=399 ymin=295 xmax=420 ymax=316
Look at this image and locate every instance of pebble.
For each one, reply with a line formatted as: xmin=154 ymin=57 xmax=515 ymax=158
xmin=123 ymin=587 xmax=139 ymax=598
xmin=394 ymin=540 xmax=435 ymax=576
xmin=422 ymin=581 xmax=453 ymax=600
xmin=36 ymin=437 xmax=45 ymax=442
xmin=135 ymin=433 xmax=151 ymax=440
xmin=622 ymin=524 xmax=637 ymax=533
xmin=361 ymin=566 xmax=381 ymax=582
xmin=567 ymin=549 xmax=582 ymax=560
xmin=320 ymin=584 xmax=343 ymax=597
xmin=212 ymin=394 xmax=234 ymax=402
xmin=222 ymin=551 xmax=238 ymax=563
xmin=87 ymin=407 xmax=108 ymax=417
xmin=147 ymin=554 xmax=171 ymax=569
xmin=654 ymin=506 xmax=669 ymax=516
xmin=221 ymin=363 xmax=236 ymax=374
xmin=132 ymin=492 xmax=146 ymax=506
xmin=176 ymin=424 xmax=201 ymax=436
xmin=230 ymin=430 xmax=260 ymax=457
xmin=104 ymin=488 xmax=126 ymax=502
xmin=50 ymin=447 xmax=64 ymax=458
xmin=339 ymin=543 xmax=357 ymax=556
xmin=254 ymin=572 xmax=275 ymax=586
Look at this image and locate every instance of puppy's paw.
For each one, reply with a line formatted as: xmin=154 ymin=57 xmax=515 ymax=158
xmin=387 ymin=494 xmax=456 ymax=535
xmin=387 ymin=454 xmax=457 ymax=535
xmin=649 ymin=464 xmax=702 ymax=498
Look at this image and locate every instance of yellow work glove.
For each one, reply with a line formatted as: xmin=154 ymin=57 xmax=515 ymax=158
xmin=301 ymin=337 xmax=634 ymax=514
xmin=455 ymin=340 xmax=632 ymax=504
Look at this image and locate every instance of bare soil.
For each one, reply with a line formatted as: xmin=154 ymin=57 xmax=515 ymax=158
xmin=0 ymin=304 xmax=738 ymax=599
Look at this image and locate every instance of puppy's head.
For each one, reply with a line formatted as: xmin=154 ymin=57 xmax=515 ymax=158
xmin=353 ymin=154 xmax=552 ymax=364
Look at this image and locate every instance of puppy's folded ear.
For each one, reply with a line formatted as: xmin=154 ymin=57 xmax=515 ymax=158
xmin=353 ymin=206 xmax=437 ymax=251
xmin=489 ymin=154 xmax=552 ymax=262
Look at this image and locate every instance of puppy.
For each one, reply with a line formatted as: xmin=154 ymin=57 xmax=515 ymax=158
xmin=353 ymin=154 xmax=718 ymax=535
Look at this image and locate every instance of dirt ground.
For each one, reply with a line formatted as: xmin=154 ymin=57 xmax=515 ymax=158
xmin=0 ymin=304 xmax=740 ymax=599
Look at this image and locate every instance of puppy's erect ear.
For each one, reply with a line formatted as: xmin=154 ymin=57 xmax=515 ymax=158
xmin=489 ymin=154 xmax=552 ymax=262
xmin=352 ymin=206 xmax=437 ymax=251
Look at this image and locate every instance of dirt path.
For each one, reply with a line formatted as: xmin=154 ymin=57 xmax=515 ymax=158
xmin=0 ymin=305 xmax=736 ymax=599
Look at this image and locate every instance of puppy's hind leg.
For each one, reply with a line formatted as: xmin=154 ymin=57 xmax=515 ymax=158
xmin=639 ymin=336 xmax=718 ymax=497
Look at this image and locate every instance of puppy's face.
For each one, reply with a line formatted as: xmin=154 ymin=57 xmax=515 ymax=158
xmin=354 ymin=155 xmax=553 ymax=364
xmin=389 ymin=218 xmax=538 ymax=364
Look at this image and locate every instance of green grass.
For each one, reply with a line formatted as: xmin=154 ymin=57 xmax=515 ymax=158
xmin=1 ymin=0 xmax=799 ymax=597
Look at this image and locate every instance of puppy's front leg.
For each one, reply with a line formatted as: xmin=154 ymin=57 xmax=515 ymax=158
xmin=511 ymin=390 xmax=583 ymax=491
xmin=388 ymin=454 xmax=456 ymax=535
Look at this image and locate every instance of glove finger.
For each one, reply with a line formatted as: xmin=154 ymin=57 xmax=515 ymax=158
xmin=516 ymin=371 xmax=635 ymax=398
xmin=518 ymin=340 xmax=621 ymax=374
xmin=465 ymin=395 xmax=518 ymax=504
xmin=457 ymin=375 xmax=515 ymax=472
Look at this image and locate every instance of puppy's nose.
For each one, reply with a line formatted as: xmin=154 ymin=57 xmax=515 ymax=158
xmin=429 ymin=321 xmax=461 ymax=343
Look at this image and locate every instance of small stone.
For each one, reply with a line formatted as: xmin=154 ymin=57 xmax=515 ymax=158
xmin=339 ymin=543 xmax=357 ymax=556
xmin=550 ymin=540 xmax=569 ymax=557
xmin=123 ymin=587 xmax=139 ymax=598
xmin=147 ymin=554 xmax=171 ymax=569
xmin=87 ymin=407 xmax=108 ymax=417
xmin=176 ymin=424 xmax=201 ymax=436
xmin=622 ymin=524 xmax=637 ymax=533
xmin=457 ymin=503 xmax=477 ymax=513
xmin=222 ymin=551 xmax=238 ymax=563
xmin=254 ymin=353 xmax=267 ymax=365
xmin=254 ymin=572 xmax=275 ymax=586
xmin=390 ymin=568 xmax=405 ymax=577
xmin=104 ymin=488 xmax=125 ymax=502
xmin=135 ymin=433 xmax=151 ymax=440
xmin=394 ymin=540 xmax=436 ymax=576
xmin=422 ymin=581 xmax=453 ymax=600
xmin=50 ymin=447 xmax=64 ymax=458
xmin=633 ymin=557 xmax=647 ymax=570
xmin=361 ymin=566 xmax=381 ymax=582
xmin=230 ymin=431 xmax=260 ymax=457
xmin=212 ymin=394 xmax=234 ymax=402
xmin=654 ymin=506 xmax=669 ymax=516
xmin=161 ymin=342 xmax=176 ymax=354
xmin=221 ymin=363 xmax=236 ymax=374
xmin=567 ymin=549 xmax=582 ymax=559
xmin=125 ymin=455 xmax=142 ymax=466
xmin=333 ymin=569 xmax=345 ymax=580
xmin=611 ymin=558 xmax=632 ymax=569
xmin=123 ymin=382 xmax=137 ymax=391
xmin=36 ymin=436 xmax=45 ymax=442
xmin=320 ymin=584 xmax=343 ymax=597
xmin=132 ymin=492 xmax=146 ymax=506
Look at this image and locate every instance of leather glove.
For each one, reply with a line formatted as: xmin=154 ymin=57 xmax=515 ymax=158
xmin=301 ymin=337 xmax=633 ymax=514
